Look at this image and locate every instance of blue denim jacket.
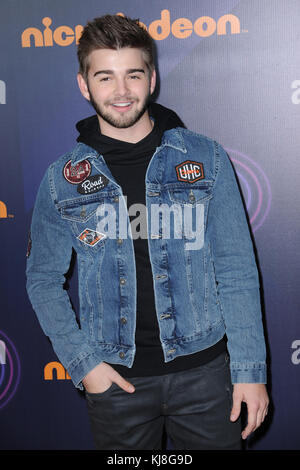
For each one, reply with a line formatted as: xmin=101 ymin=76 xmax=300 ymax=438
xmin=26 ymin=128 xmax=267 ymax=389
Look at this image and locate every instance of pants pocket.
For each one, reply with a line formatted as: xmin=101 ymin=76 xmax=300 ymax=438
xmin=85 ymin=382 xmax=118 ymax=405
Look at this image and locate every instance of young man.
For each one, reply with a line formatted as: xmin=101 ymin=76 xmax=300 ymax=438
xmin=26 ymin=15 xmax=269 ymax=450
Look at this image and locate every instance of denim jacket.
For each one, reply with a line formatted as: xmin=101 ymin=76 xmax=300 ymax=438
xmin=26 ymin=128 xmax=267 ymax=389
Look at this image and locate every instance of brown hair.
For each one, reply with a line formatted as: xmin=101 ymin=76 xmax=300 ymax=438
xmin=77 ymin=15 xmax=155 ymax=81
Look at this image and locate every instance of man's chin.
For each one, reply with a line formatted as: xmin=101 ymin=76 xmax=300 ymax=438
xmin=103 ymin=117 xmax=138 ymax=129
xmin=100 ymin=108 xmax=149 ymax=129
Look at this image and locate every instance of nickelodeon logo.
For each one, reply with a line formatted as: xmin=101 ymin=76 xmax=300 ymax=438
xmin=21 ymin=10 xmax=241 ymax=48
xmin=44 ymin=361 xmax=71 ymax=380
xmin=0 ymin=201 xmax=8 ymax=218
xmin=0 ymin=201 xmax=13 ymax=219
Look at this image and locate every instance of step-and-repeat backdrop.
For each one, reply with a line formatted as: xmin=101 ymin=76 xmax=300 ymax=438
xmin=1 ymin=0 xmax=299 ymax=450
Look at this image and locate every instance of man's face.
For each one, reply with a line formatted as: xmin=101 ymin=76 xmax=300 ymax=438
xmin=78 ymin=48 xmax=156 ymax=131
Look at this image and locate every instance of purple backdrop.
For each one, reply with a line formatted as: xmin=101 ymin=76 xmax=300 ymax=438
xmin=1 ymin=0 xmax=299 ymax=450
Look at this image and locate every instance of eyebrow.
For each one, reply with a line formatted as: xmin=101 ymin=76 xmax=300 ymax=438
xmin=93 ymin=68 xmax=146 ymax=77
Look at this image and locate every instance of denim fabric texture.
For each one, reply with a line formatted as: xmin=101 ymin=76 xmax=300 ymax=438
xmin=26 ymin=128 xmax=267 ymax=389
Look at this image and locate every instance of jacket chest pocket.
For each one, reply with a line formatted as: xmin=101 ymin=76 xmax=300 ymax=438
xmin=58 ymin=198 xmax=107 ymax=250
xmin=167 ymin=184 xmax=212 ymax=206
xmin=60 ymin=201 xmax=101 ymax=223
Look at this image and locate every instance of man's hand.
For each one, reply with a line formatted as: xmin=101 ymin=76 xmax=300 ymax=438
xmin=82 ymin=362 xmax=135 ymax=394
xmin=230 ymin=383 xmax=269 ymax=440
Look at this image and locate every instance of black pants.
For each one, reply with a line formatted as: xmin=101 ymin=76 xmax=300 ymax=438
xmin=85 ymin=351 xmax=242 ymax=450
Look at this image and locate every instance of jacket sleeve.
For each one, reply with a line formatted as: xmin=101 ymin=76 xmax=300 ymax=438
xmin=26 ymin=168 xmax=101 ymax=389
xmin=207 ymin=142 xmax=267 ymax=383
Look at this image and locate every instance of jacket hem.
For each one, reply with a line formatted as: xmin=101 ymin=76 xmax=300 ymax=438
xmin=162 ymin=322 xmax=226 ymax=362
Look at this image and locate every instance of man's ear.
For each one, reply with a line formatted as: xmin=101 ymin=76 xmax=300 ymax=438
xmin=150 ymin=68 xmax=156 ymax=95
xmin=77 ymin=73 xmax=90 ymax=101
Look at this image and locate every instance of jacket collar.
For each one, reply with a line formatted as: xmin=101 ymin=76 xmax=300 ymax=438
xmin=160 ymin=128 xmax=187 ymax=153
xmin=70 ymin=143 xmax=99 ymax=165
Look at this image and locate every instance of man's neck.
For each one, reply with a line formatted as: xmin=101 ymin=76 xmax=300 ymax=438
xmin=97 ymin=112 xmax=154 ymax=143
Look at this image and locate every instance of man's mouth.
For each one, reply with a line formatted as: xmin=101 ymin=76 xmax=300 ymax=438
xmin=112 ymin=102 xmax=132 ymax=107
xmin=109 ymin=100 xmax=136 ymax=113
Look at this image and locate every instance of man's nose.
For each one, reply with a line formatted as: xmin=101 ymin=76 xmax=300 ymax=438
xmin=115 ymin=78 xmax=129 ymax=96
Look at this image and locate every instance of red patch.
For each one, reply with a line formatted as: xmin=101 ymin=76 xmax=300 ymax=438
xmin=63 ymin=159 xmax=91 ymax=184
xmin=175 ymin=160 xmax=205 ymax=183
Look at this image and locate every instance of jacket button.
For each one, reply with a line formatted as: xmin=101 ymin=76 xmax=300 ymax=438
xmin=117 ymin=238 xmax=123 ymax=245
xmin=121 ymin=317 xmax=127 ymax=324
xmin=114 ymin=196 xmax=119 ymax=203
xmin=120 ymin=278 xmax=126 ymax=285
xmin=119 ymin=352 xmax=125 ymax=359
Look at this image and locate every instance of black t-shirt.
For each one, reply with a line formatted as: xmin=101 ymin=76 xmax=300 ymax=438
xmin=76 ymin=103 xmax=226 ymax=377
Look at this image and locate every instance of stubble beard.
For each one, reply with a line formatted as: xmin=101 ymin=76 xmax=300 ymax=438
xmin=87 ymin=85 xmax=152 ymax=129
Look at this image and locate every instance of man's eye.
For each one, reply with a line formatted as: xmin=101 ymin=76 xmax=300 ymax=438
xmin=129 ymin=75 xmax=140 ymax=80
xmin=100 ymin=77 xmax=110 ymax=82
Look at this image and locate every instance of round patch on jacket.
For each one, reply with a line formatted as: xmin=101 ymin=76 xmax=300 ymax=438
xmin=63 ymin=159 xmax=91 ymax=184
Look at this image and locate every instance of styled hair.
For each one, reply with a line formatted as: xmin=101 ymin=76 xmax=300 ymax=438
xmin=77 ymin=14 xmax=155 ymax=81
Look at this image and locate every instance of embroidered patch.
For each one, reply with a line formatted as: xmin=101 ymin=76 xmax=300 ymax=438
xmin=77 ymin=174 xmax=109 ymax=195
xmin=175 ymin=160 xmax=205 ymax=183
xmin=77 ymin=228 xmax=106 ymax=246
xmin=63 ymin=159 xmax=91 ymax=184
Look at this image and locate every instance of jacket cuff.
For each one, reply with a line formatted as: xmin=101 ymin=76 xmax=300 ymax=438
xmin=67 ymin=352 xmax=103 ymax=390
xmin=230 ymin=362 xmax=267 ymax=383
